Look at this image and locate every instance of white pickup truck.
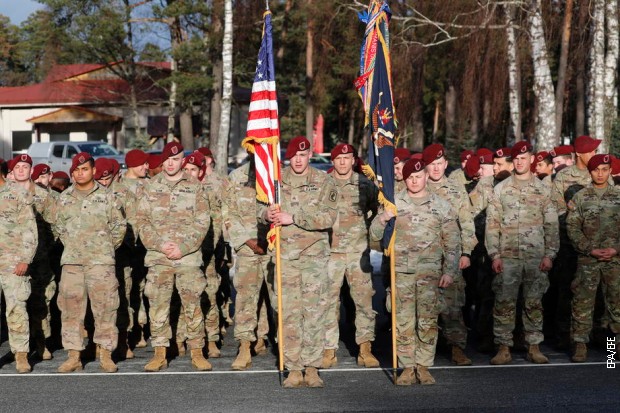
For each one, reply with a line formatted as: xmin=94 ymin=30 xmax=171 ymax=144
xmin=28 ymin=141 xmax=126 ymax=174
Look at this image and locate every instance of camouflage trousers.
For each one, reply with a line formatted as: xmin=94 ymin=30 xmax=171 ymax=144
xmin=146 ymin=265 xmax=207 ymax=349
xmin=395 ymin=270 xmax=441 ymax=368
xmin=116 ymin=265 xmax=133 ymax=332
xmin=57 ymin=265 xmax=119 ymax=352
xmin=204 ymin=260 xmax=221 ymax=342
xmin=0 ymin=267 xmax=31 ymax=353
xmin=27 ymin=257 xmax=56 ymax=342
xmin=492 ymin=258 xmax=549 ymax=347
xmin=571 ymin=260 xmax=620 ymax=343
xmin=439 ymin=272 xmax=468 ymax=349
xmin=232 ymin=254 xmax=271 ymax=342
xmin=270 ymin=255 xmax=328 ymax=371
xmin=323 ymin=251 xmax=376 ymax=349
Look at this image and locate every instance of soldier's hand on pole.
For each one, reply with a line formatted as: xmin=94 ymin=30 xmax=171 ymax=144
xmin=492 ymin=258 xmax=503 ymax=274
xmin=539 ymin=256 xmax=553 ymax=272
xmin=439 ymin=274 xmax=453 ymax=288
xmin=266 ymin=204 xmax=279 ymax=223
xmin=379 ymin=210 xmax=394 ymax=226
xmin=273 ymin=212 xmax=293 ymax=227
xmin=13 ymin=263 xmax=28 ymax=276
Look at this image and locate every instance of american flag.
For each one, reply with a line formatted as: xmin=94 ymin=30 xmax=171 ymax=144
xmin=242 ymin=10 xmax=281 ymax=206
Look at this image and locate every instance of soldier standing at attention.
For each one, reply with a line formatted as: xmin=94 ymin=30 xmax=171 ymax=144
xmin=262 ymin=136 xmax=339 ymax=388
xmin=423 ymin=143 xmax=477 ymax=366
xmin=54 ymin=152 xmax=126 ymax=373
xmin=393 ymin=148 xmax=411 ymax=194
xmin=371 ymin=158 xmax=460 ymax=385
xmin=321 ymin=143 xmax=380 ymax=369
xmin=136 ymin=142 xmax=212 ymax=372
xmin=566 ymin=154 xmax=620 ymax=362
xmin=0 ymin=160 xmax=38 ymax=373
xmin=486 ymin=141 xmax=559 ymax=365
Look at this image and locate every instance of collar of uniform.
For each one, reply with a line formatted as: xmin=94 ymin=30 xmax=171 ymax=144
xmin=66 ymin=181 xmax=103 ymax=198
xmin=154 ymin=171 xmax=189 ymax=187
xmin=282 ymin=166 xmax=318 ymax=187
xmin=569 ymin=165 xmax=589 ymax=177
xmin=427 ymin=176 xmax=448 ymax=188
xmin=329 ymin=170 xmax=358 ymax=187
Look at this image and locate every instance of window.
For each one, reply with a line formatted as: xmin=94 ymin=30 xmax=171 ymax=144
xmin=87 ymin=131 xmax=107 ymax=142
xmin=66 ymin=145 xmax=78 ymax=159
xmin=12 ymin=131 xmax=32 ymax=154
xmin=49 ymin=133 xmax=70 ymax=142
xmin=52 ymin=145 xmax=65 ymax=158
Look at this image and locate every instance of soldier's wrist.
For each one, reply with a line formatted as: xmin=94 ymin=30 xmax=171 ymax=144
xmin=489 ymin=253 xmax=500 ymax=261
xmin=461 ymin=253 xmax=471 ymax=258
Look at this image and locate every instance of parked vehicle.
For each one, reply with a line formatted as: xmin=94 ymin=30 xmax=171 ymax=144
xmin=28 ymin=141 xmax=126 ymax=174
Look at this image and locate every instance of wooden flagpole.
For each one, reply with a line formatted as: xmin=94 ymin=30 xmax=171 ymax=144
xmin=390 ymin=237 xmax=397 ymax=383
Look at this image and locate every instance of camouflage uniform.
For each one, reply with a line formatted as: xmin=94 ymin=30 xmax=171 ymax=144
xmin=27 ymin=183 xmax=57 ymax=348
xmin=54 ymin=183 xmax=126 ymax=352
xmin=427 ymin=177 xmax=477 ymax=350
xmin=323 ymin=171 xmax=378 ymax=349
xmin=260 ymin=166 xmax=338 ymax=371
xmin=0 ymin=182 xmax=37 ymax=353
xmin=225 ymin=163 xmax=271 ymax=343
xmin=136 ymin=172 xmax=210 ymax=350
xmin=486 ymin=175 xmax=559 ymax=347
xmin=370 ymin=190 xmax=460 ymax=367
xmin=448 ymin=168 xmax=470 ymax=187
xmin=566 ymin=184 xmax=620 ymax=343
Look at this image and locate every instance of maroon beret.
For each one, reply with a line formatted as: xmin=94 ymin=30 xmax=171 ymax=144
xmin=110 ymin=159 xmax=120 ymax=176
xmin=31 ymin=164 xmax=51 ymax=180
xmin=460 ymin=150 xmax=474 ymax=163
xmin=575 ymin=135 xmax=601 ymax=154
xmin=162 ymin=142 xmax=184 ymax=161
xmin=70 ymin=152 xmax=93 ymax=175
xmin=393 ymin=148 xmax=411 ymax=164
xmin=535 ymin=151 xmax=550 ymax=164
xmin=7 ymin=158 xmax=17 ymax=172
xmin=422 ymin=143 xmax=445 ymax=165
xmin=464 ymin=156 xmax=481 ymax=180
xmin=125 ymin=149 xmax=149 ymax=168
xmin=285 ymin=136 xmax=311 ymax=160
xmin=477 ymin=148 xmax=494 ymax=164
xmin=14 ymin=153 xmax=33 ymax=166
xmin=510 ymin=141 xmax=533 ymax=159
xmin=494 ymin=147 xmax=512 ymax=159
xmin=587 ymin=154 xmax=611 ymax=172
xmin=550 ymin=145 xmax=574 ymax=157
xmin=611 ymin=155 xmax=620 ymax=175
xmin=148 ymin=154 xmax=162 ymax=169
xmin=94 ymin=158 xmax=115 ymax=180
xmin=196 ymin=147 xmax=213 ymax=158
xmin=402 ymin=158 xmax=426 ymax=180
xmin=52 ymin=171 xmax=70 ymax=180
xmin=410 ymin=152 xmax=423 ymax=161
xmin=331 ymin=143 xmax=355 ymax=161
xmin=182 ymin=151 xmax=206 ymax=180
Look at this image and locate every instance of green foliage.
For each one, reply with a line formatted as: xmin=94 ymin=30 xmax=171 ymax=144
xmin=610 ymin=117 xmax=620 ymax=157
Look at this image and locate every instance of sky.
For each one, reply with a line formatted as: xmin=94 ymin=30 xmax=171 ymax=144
xmin=0 ymin=0 xmax=44 ymax=25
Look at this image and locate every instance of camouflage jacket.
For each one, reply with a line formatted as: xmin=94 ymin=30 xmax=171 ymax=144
xmin=54 ymin=182 xmax=126 ymax=266
xmin=225 ymin=163 xmax=269 ymax=257
xmin=552 ymin=165 xmax=599 ymax=216
xmin=136 ymin=172 xmax=211 ymax=268
xmin=427 ymin=176 xmax=477 ymax=255
xmin=566 ymin=184 xmax=620 ymax=264
xmin=0 ymin=182 xmax=38 ymax=266
xmin=369 ymin=190 xmax=460 ymax=277
xmin=202 ymin=171 xmax=229 ymax=249
xmin=30 ymin=182 xmax=56 ymax=260
xmin=486 ymin=175 xmax=559 ymax=261
xmin=328 ymin=171 xmax=378 ymax=254
xmin=258 ymin=166 xmax=339 ymax=260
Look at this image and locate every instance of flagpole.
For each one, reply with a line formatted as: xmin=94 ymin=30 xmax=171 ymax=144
xmin=271 ymin=142 xmax=285 ymax=382
xmin=389 ymin=238 xmax=397 ymax=383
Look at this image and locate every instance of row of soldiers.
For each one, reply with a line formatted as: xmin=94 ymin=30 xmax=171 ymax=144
xmin=0 ymin=134 xmax=618 ymax=388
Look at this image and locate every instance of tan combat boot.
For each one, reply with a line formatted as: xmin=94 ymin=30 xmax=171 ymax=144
xmin=571 ymin=342 xmax=587 ymax=363
xmin=207 ymin=341 xmax=221 ymax=358
xmin=190 ymin=348 xmax=212 ymax=371
xmin=253 ymin=338 xmax=268 ymax=356
xmin=321 ymin=349 xmax=337 ymax=369
xmin=99 ymin=348 xmax=118 ymax=373
xmin=144 ymin=347 xmax=168 ymax=372
xmin=451 ymin=345 xmax=472 ymax=366
xmin=282 ymin=370 xmax=304 ymax=388
xmin=357 ymin=342 xmax=380 ymax=368
xmin=15 ymin=352 xmax=31 ymax=374
xmin=177 ymin=341 xmax=186 ymax=357
xmin=304 ymin=367 xmax=324 ymax=388
xmin=490 ymin=345 xmax=512 ymax=365
xmin=135 ymin=329 xmax=148 ymax=348
xmin=231 ymin=340 xmax=252 ymax=371
xmin=526 ymin=344 xmax=549 ymax=364
xmin=395 ymin=367 xmax=415 ymax=386
xmin=416 ymin=365 xmax=435 ymax=385
xmin=58 ymin=350 xmax=83 ymax=373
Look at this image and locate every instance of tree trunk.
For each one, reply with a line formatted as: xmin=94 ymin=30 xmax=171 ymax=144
xmin=347 ymin=105 xmax=355 ymax=145
xmin=306 ymin=1 xmax=314 ymax=143
xmin=123 ymin=0 xmax=141 ymax=149
xmin=277 ymin=0 xmax=292 ymax=61
xmin=528 ymin=0 xmax=557 ymax=150
xmin=554 ymin=0 xmax=573 ymax=140
xmin=588 ymin=0 xmax=605 ymax=145
xmin=432 ymin=100 xmax=440 ymax=141
xmin=575 ymin=73 xmax=586 ymax=137
xmin=504 ymin=4 xmax=522 ymax=142
xmin=167 ymin=57 xmax=177 ymax=143
xmin=180 ymin=110 xmax=194 ymax=150
xmin=216 ymin=0 xmax=233 ymax=175
xmin=602 ymin=0 xmax=619 ymax=152
xmin=210 ymin=8 xmax=223 ymax=149
xmin=445 ymin=84 xmax=456 ymax=138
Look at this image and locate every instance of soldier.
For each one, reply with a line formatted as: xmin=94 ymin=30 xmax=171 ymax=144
xmin=534 ymin=151 xmax=554 ymax=186
xmin=110 ymin=149 xmax=150 ymax=359
xmin=32 ymin=164 xmax=53 ymax=189
xmin=54 ymin=152 xmax=126 ymax=373
xmin=448 ymin=149 xmax=475 ymax=186
xmin=612 ymin=155 xmax=620 ymax=185
xmin=0 ymin=157 xmax=6 ymax=186
xmin=50 ymin=171 xmax=71 ymax=193
xmin=321 ymin=143 xmax=379 ymax=369
xmin=12 ymin=155 xmax=56 ymax=361
xmin=136 ymin=142 xmax=212 ymax=372
xmin=371 ymin=158 xmax=460 ymax=385
xmin=478 ymin=148 xmax=495 ymax=178
xmin=0 ymin=160 xmax=38 ymax=373
xmin=225 ymin=157 xmax=272 ymax=370
xmin=550 ymin=145 xmax=574 ymax=173
xmin=94 ymin=158 xmax=115 ymax=188
xmin=148 ymin=153 xmax=163 ymax=177
xmin=261 ymin=136 xmax=338 ymax=388
xmin=566 ymin=154 xmax=620 ymax=362
xmin=423 ymin=143 xmax=477 ymax=366
xmin=486 ymin=141 xmax=559 ymax=365
xmin=393 ymin=147 xmax=411 ymax=194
